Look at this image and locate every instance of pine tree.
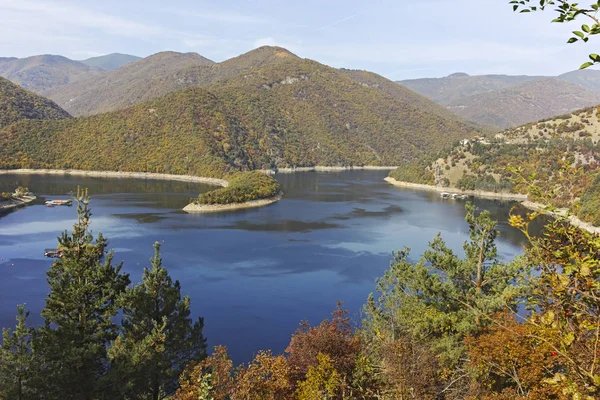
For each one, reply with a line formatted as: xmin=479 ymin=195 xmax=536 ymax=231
xmin=38 ymin=188 xmax=130 ymax=399
xmin=0 ymin=305 xmax=36 ymax=400
xmin=362 ymin=202 xmax=531 ymax=397
xmin=109 ymin=242 xmax=207 ymax=400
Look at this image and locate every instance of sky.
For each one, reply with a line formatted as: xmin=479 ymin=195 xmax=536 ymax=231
xmin=0 ymin=0 xmax=598 ymax=80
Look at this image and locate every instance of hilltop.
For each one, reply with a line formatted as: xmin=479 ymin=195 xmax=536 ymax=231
xmin=390 ymin=105 xmax=600 ymax=226
xmin=80 ymin=53 xmax=142 ymax=71
xmin=45 ymin=51 xmax=214 ymax=116
xmin=0 ymin=55 xmax=103 ymax=93
xmin=0 ymin=76 xmax=70 ymax=128
xmin=43 ymin=46 xmax=475 ymax=127
xmin=399 ymin=71 xmax=600 ymax=129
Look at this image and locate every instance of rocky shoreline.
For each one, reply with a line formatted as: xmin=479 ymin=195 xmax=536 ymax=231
xmin=384 ymin=177 xmax=528 ymax=201
xmin=0 ymin=195 xmax=37 ymax=213
xmin=0 ymin=169 xmax=229 ymax=187
xmin=183 ymin=193 xmax=283 ymax=213
xmin=384 ymin=177 xmax=600 ymax=234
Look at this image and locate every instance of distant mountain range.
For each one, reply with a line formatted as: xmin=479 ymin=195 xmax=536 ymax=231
xmin=80 ymin=53 xmax=142 ymax=71
xmin=399 ymin=70 xmax=600 ymax=128
xmin=0 ymin=55 xmax=103 ymax=93
xmin=0 ymin=46 xmax=481 ymax=176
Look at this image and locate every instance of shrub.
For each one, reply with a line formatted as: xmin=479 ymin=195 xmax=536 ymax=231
xmin=196 ymin=171 xmax=281 ymax=205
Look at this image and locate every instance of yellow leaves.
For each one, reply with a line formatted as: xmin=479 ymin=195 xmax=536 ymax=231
xmin=508 ymin=213 xmax=526 ymax=230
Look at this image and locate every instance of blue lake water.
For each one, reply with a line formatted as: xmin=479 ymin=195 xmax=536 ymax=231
xmin=0 ymin=170 xmax=534 ymax=362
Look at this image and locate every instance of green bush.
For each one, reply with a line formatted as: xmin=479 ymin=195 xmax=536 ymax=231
xmin=196 ymin=171 xmax=281 ymax=205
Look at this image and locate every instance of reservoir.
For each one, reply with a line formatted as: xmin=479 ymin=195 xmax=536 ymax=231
xmin=0 ymin=170 xmax=530 ymax=362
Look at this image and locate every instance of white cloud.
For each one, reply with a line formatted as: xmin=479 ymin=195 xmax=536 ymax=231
xmin=0 ymin=0 xmax=164 ymax=38
xmin=169 ymin=9 xmax=266 ymax=24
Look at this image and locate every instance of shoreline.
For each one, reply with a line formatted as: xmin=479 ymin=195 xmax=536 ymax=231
xmin=0 ymin=169 xmax=229 ymax=187
xmin=521 ymin=201 xmax=600 ymax=235
xmin=384 ymin=177 xmax=528 ymax=201
xmin=0 ymin=195 xmax=37 ymax=213
xmin=384 ymin=177 xmax=600 ymax=234
xmin=182 ymin=193 xmax=283 ymax=213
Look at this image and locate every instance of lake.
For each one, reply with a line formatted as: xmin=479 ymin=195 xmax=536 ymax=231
xmin=0 ymin=170 xmax=533 ymax=363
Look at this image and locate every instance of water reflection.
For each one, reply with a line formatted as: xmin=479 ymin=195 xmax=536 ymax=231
xmin=0 ymin=170 xmax=536 ymax=363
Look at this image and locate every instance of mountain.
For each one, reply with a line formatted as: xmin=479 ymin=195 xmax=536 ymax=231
xmin=399 ymin=73 xmax=544 ymax=104
xmin=390 ymin=105 xmax=600 ymax=225
xmin=0 ymin=53 xmax=481 ymax=175
xmin=0 ymin=76 xmax=71 ymax=128
xmin=399 ymin=73 xmax=600 ymax=129
xmin=0 ymin=55 xmax=103 ymax=93
xmin=45 ymin=51 xmax=214 ymax=116
xmin=45 ymin=45 xmax=478 ymax=131
xmin=80 ymin=53 xmax=142 ymax=71
xmin=558 ymin=69 xmax=600 ymax=93
xmin=445 ymin=78 xmax=600 ymax=129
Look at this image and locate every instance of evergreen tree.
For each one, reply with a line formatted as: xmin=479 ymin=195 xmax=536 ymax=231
xmin=0 ymin=305 xmax=36 ymax=400
xmin=38 ymin=189 xmax=130 ymax=399
xmin=109 ymin=242 xmax=207 ymax=400
xmin=362 ymin=202 xmax=531 ymax=397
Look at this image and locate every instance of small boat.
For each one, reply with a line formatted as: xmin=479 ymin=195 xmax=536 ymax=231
xmin=45 ymin=199 xmax=72 ymax=206
xmin=451 ymin=193 xmax=458 ymax=199
xmin=440 ymin=192 xmax=450 ymax=199
xmin=44 ymin=249 xmax=63 ymax=258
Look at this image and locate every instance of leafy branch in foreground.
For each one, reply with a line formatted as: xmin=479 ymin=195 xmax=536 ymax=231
xmin=510 ymin=0 xmax=600 ymax=68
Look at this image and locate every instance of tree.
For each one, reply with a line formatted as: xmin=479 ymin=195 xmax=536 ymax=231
xmin=37 ymin=188 xmax=130 ymax=399
xmin=509 ymin=212 xmax=600 ymax=398
xmin=173 ymin=346 xmax=234 ymax=400
xmin=510 ymin=0 xmax=600 ymax=69
xmin=296 ymin=353 xmax=341 ymax=400
xmin=286 ymin=303 xmax=360 ymax=390
xmin=109 ymin=242 xmax=207 ymax=400
xmin=230 ymin=350 xmax=291 ymax=400
xmin=0 ymin=305 xmax=36 ymax=400
xmin=362 ymin=202 xmax=530 ymax=397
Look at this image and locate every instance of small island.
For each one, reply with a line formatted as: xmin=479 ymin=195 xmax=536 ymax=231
xmin=183 ymin=171 xmax=282 ymax=213
xmin=0 ymin=186 xmax=36 ymax=214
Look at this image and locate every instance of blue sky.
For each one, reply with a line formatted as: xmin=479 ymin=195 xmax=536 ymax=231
xmin=0 ymin=0 xmax=597 ymax=79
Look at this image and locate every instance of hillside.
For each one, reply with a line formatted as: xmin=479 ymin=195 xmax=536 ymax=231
xmin=558 ymin=69 xmax=600 ymax=93
xmin=339 ymin=69 xmax=472 ymax=123
xmin=80 ymin=53 xmax=142 ymax=71
xmin=203 ymin=56 xmax=480 ymax=166
xmin=44 ymin=46 xmax=478 ymax=128
xmin=0 ymin=55 xmax=103 ymax=93
xmin=390 ymin=105 xmax=600 ymax=225
xmin=45 ymin=47 xmax=300 ymax=116
xmin=0 ymin=76 xmax=71 ymax=128
xmin=399 ymin=73 xmax=544 ymax=104
xmin=0 ymin=60 xmax=480 ymax=176
xmin=399 ymin=71 xmax=600 ymax=129
xmin=45 ymin=51 xmax=214 ymax=116
xmin=445 ymin=78 xmax=600 ymax=129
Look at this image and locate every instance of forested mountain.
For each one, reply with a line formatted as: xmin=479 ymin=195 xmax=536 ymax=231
xmin=44 ymin=46 xmax=473 ymax=126
xmin=390 ymin=104 xmax=600 ymax=225
xmin=0 ymin=76 xmax=71 ymax=128
xmin=0 ymin=55 xmax=103 ymax=93
xmin=0 ymin=57 xmax=480 ymax=176
xmin=45 ymin=51 xmax=213 ymax=116
xmin=80 ymin=53 xmax=141 ymax=71
xmin=399 ymin=71 xmax=600 ymax=128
